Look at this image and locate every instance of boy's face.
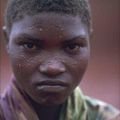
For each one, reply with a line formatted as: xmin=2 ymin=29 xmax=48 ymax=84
xmin=7 ymin=13 xmax=90 ymax=105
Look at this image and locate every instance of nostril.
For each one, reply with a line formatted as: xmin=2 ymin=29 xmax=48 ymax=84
xmin=39 ymin=64 xmax=66 ymax=76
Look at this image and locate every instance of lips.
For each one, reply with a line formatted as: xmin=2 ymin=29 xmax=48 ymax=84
xmin=34 ymin=80 xmax=69 ymax=92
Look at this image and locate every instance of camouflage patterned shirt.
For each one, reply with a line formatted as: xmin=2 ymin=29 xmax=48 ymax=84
xmin=0 ymin=82 xmax=120 ymax=120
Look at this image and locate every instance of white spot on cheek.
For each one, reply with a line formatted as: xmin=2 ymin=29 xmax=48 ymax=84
xmin=39 ymin=28 xmax=43 ymax=31
xmin=28 ymin=26 xmax=34 ymax=30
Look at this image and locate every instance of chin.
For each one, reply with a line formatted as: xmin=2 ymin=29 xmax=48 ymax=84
xmin=34 ymin=94 xmax=68 ymax=106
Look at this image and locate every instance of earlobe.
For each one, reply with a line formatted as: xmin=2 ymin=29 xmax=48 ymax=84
xmin=6 ymin=44 xmax=10 ymax=55
xmin=2 ymin=26 xmax=9 ymax=42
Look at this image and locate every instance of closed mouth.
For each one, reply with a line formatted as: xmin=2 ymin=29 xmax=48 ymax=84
xmin=35 ymin=80 xmax=68 ymax=87
xmin=34 ymin=80 xmax=69 ymax=90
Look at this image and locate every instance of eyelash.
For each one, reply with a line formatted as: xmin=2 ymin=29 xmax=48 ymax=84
xmin=18 ymin=41 xmax=85 ymax=54
xmin=20 ymin=42 xmax=41 ymax=50
xmin=64 ymin=43 xmax=84 ymax=54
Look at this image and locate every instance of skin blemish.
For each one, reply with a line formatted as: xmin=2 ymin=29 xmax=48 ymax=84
xmin=39 ymin=28 xmax=43 ymax=32
xmin=28 ymin=26 xmax=35 ymax=30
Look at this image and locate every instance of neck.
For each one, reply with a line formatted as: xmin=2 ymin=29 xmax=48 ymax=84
xmin=27 ymin=94 xmax=62 ymax=120
xmin=34 ymin=104 xmax=61 ymax=120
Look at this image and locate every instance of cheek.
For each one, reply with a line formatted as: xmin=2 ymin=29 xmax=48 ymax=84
xmin=66 ymin=56 xmax=89 ymax=84
xmin=10 ymin=53 xmax=38 ymax=79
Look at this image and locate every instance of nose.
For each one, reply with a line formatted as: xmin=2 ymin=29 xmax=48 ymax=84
xmin=39 ymin=59 xmax=66 ymax=77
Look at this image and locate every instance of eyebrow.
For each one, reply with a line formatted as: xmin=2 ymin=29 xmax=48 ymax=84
xmin=15 ymin=33 xmax=44 ymax=43
xmin=63 ymin=35 xmax=87 ymax=43
xmin=14 ymin=34 xmax=87 ymax=45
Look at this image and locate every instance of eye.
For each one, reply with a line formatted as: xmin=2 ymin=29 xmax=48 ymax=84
xmin=23 ymin=42 xmax=38 ymax=50
xmin=64 ymin=43 xmax=81 ymax=54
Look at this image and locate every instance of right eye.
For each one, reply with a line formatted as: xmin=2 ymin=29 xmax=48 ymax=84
xmin=23 ymin=42 xmax=37 ymax=50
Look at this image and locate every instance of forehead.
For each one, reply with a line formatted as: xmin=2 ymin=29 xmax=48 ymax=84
xmin=10 ymin=13 xmax=89 ymax=40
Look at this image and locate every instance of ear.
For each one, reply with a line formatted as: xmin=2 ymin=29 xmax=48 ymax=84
xmin=2 ymin=26 xmax=10 ymax=54
xmin=2 ymin=26 xmax=9 ymax=42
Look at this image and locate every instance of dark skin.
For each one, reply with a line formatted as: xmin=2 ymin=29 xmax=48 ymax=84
xmin=4 ymin=13 xmax=90 ymax=120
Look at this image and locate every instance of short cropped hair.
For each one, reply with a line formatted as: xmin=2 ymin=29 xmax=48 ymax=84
xmin=5 ymin=0 xmax=92 ymax=34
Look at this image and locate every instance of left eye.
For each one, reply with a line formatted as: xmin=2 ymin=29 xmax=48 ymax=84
xmin=64 ymin=43 xmax=80 ymax=54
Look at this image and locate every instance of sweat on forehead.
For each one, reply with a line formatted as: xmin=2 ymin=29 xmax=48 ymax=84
xmin=5 ymin=0 xmax=92 ymax=34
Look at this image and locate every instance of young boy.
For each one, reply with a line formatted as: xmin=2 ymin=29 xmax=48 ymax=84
xmin=0 ymin=0 xmax=120 ymax=120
